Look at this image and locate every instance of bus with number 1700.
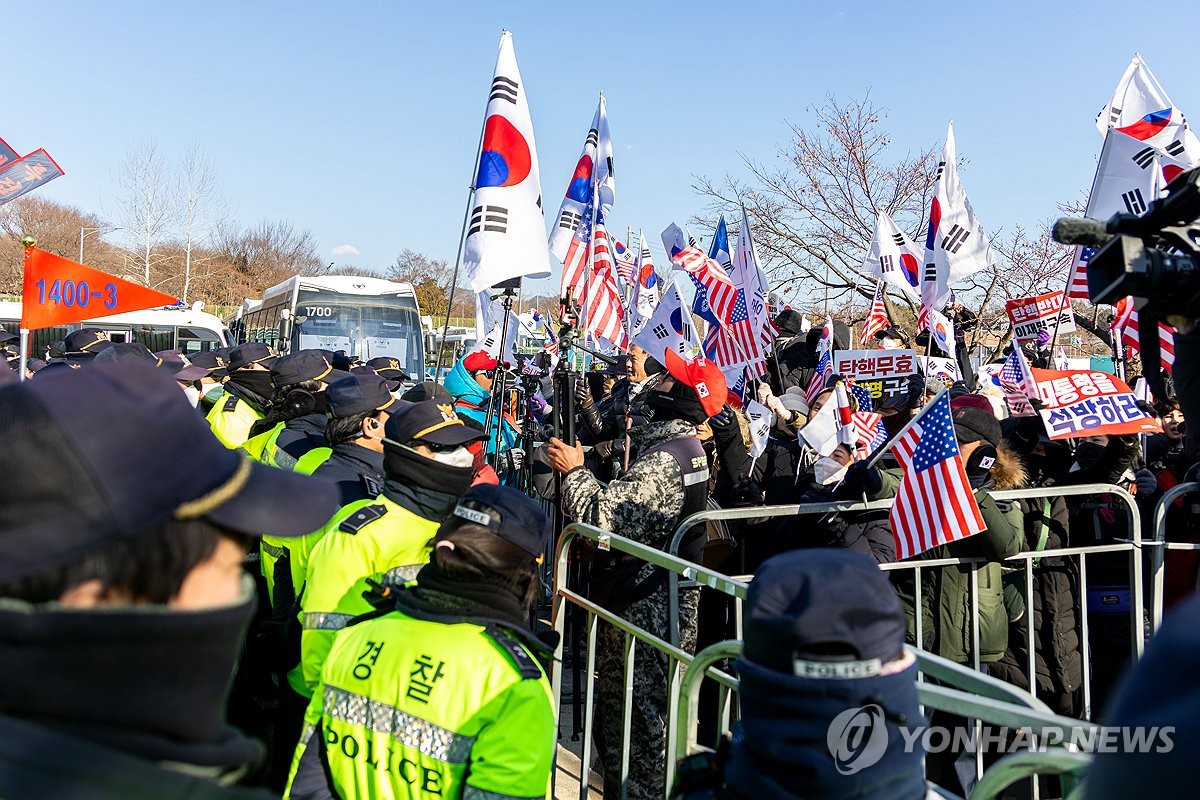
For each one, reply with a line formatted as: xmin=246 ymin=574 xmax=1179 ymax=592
xmin=227 ymin=275 xmax=425 ymax=379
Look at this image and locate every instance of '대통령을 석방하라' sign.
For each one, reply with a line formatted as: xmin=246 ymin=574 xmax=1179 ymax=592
xmin=1031 ymin=368 xmax=1161 ymax=439
xmin=20 ymin=247 xmax=178 ymax=331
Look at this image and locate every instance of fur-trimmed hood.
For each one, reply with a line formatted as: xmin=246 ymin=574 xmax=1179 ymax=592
xmin=989 ymin=443 xmax=1027 ymax=490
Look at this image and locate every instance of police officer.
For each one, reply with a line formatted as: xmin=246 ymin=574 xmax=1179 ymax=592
xmin=246 ymin=350 xmax=344 ymax=469
xmin=0 ymin=362 xmax=339 ymax=799
xmin=365 ymin=355 xmax=411 ymax=384
xmin=295 ymin=400 xmax=486 ymax=696
xmin=310 ymin=374 xmax=397 ymax=505
xmin=53 ymin=327 xmax=113 ymax=366
xmin=286 ymin=484 xmax=555 ymax=800
xmin=546 ymin=351 xmax=726 ymax=800
xmin=207 ymin=342 xmax=276 ymax=448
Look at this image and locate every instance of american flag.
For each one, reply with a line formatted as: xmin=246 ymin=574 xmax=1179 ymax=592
xmin=560 ymin=196 xmax=595 ymax=302
xmin=705 ymin=286 xmax=766 ymax=379
xmin=999 ymin=346 xmax=1035 ymax=417
xmin=803 ymin=319 xmax=835 ymax=406
xmin=889 ymin=392 xmax=986 ymax=560
xmin=1067 ymin=246 xmax=1093 ymax=299
xmin=583 ymin=224 xmax=629 ymax=348
xmin=861 ymin=281 xmax=890 ymax=343
xmin=669 ymin=244 xmax=737 ymax=326
xmin=849 ymin=381 xmax=888 ymax=453
xmin=852 ymin=411 xmax=887 ymax=459
xmin=1112 ymin=297 xmax=1175 ymax=369
xmin=612 ymin=236 xmax=637 ymax=282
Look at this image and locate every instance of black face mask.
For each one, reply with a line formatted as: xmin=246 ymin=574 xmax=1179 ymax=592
xmin=965 ymin=444 xmax=998 ymax=488
xmin=383 ymin=443 xmax=474 ymax=497
xmin=646 ymin=383 xmax=707 ymax=424
xmin=227 ymin=370 xmax=274 ymax=400
xmin=1072 ymin=441 xmax=1107 ymax=472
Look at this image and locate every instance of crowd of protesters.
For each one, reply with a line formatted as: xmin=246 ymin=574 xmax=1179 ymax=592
xmin=2 ymin=309 xmax=1199 ymax=800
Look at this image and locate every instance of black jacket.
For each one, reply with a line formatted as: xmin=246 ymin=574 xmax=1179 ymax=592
xmin=310 ymin=443 xmax=385 ymax=506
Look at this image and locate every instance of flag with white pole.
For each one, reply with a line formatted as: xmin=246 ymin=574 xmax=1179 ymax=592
xmin=462 ymin=31 xmax=551 ymax=291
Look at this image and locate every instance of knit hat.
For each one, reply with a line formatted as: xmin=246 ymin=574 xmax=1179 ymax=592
xmin=951 ymin=405 xmax=1002 ymax=448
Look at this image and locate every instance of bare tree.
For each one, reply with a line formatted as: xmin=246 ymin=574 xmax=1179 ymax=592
xmin=114 ymin=140 xmax=176 ymax=286
xmin=212 ymin=219 xmax=325 ymax=297
xmin=176 ymin=143 xmax=226 ymax=303
xmin=695 ymin=94 xmax=939 ymax=309
xmin=387 ymin=248 xmax=457 ymax=320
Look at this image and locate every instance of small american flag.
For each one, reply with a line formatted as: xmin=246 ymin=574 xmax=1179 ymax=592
xmin=803 ymin=318 xmax=835 ymax=406
xmin=852 ymin=411 xmax=886 ymax=459
xmin=583 ymin=224 xmax=629 ymax=348
xmin=889 ymin=392 xmax=986 ymax=560
xmin=1067 ymin=245 xmax=1093 ymax=299
xmin=560 ymin=197 xmax=594 ymax=302
xmin=705 ymin=286 xmax=766 ymax=379
xmin=611 ymin=236 xmax=637 ymax=282
xmin=1000 ymin=347 xmax=1035 ymax=417
xmin=860 ymin=280 xmax=890 ymax=343
xmin=668 ymin=244 xmax=737 ymax=326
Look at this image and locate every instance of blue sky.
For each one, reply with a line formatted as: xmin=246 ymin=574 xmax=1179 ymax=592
xmin=11 ymin=2 xmax=1198 ymax=303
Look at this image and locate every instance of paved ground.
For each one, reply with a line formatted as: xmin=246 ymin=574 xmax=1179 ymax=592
xmin=554 ymin=672 xmax=603 ymax=800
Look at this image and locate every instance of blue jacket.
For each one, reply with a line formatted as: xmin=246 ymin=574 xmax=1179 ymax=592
xmin=444 ymin=357 xmax=518 ymax=456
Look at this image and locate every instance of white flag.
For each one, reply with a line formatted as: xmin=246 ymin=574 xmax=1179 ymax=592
xmin=631 ymin=279 xmax=699 ymax=367
xmin=798 ymin=395 xmax=839 ymax=456
xmin=745 ymin=399 xmax=772 ymax=459
xmin=923 ymin=122 xmax=994 ymax=311
xmin=462 ymin=32 xmax=551 ymax=292
xmin=862 ymin=211 xmax=922 ymax=303
xmin=1096 ymin=54 xmax=1200 ymax=165
xmin=548 ymin=95 xmax=615 ymax=262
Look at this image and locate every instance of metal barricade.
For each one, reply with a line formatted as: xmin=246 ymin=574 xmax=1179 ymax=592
xmin=1150 ymin=481 xmax=1200 ymax=631
xmin=676 ymin=641 xmax=1097 ymax=800
xmin=667 ymin=484 xmax=1144 ymax=723
xmin=550 ymin=523 xmax=746 ymax=800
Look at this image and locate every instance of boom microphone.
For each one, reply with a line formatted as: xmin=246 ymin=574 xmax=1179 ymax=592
xmin=1052 ymin=217 xmax=1112 ymax=248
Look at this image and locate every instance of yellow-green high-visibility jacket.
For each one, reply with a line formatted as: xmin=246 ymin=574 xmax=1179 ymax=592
xmin=285 ymin=608 xmax=555 ymax=800
xmin=297 ymin=496 xmax=438 ymax=696
xmin=206 ymin=391 xmax=263 ymax=449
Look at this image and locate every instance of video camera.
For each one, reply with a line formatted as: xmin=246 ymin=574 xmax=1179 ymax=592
xmin=1053 ymin=167 xmax=1200 ymax=400
xmin=1053 ymin=167 xmax=1200 ymax=322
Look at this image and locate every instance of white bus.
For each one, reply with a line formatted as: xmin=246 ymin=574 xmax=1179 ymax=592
xmin=229 ymin=275 xmax=425 ymax=378
xmin=0 ymin=300 xmax=233 ymax=358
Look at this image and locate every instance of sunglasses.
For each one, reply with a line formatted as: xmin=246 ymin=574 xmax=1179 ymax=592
xmin=408 ymin=440 xmax=463 ymax=453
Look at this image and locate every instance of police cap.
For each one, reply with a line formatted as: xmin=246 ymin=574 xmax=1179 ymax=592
xmin=63 ymin=328 xmax=112 ymax=356
xmin=226 ymin=342 xmax=275 ymax=372
xmin=366 ymin=356 xmax=410 ymax=380
xmin=450 ymin=484 xmax=551 ymax=561
xmin=271 ymin=350 xmax=334 ymax=387
xmin=383 ymin=399 xmax=486 ymax=447
xmin=0 ymin=362 xmax=340 ymax=583
xmin=326 ymin=374 xmax=401 ymax=419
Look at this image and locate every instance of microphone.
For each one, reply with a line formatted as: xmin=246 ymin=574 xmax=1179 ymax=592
xmin=1052 ymin=217 xmax=1112 ymax=248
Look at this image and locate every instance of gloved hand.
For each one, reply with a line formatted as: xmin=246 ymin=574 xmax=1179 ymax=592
xmin=593 ymin=439 xmax=616 ymax=461
xmin=836 ymin=460 xmax=883 ymax=499
xmin=708 ymin=404 xmax=737 ymax=433
xmin=756 ymin=382 xmax=791 ymax=423
xmin=1134 ymin=468 xmax=1158 ymax=496
xmin=574 ymin=378 xmax=595 ymax=409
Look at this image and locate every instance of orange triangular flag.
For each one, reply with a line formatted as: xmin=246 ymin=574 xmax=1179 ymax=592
xmin=21 ymin=247 xmax=178 ymax=330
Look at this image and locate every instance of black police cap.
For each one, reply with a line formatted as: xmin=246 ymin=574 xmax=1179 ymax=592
xmin=0 ymin=362 xmax=340 ymax=583
xmin=326 ymin=374 xmax=401 ymax=419
xmin=383 ymin=399 xmax=486 ymax=447
xmin=226 ymin=342 xmax=275 ymax=372
xmin=449 ymin=484 xmax=551 ymax=561
xmin=271 ymin=350 xmax=334 ymax=387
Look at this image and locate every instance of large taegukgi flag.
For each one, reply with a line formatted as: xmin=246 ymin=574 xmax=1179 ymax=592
xmin=919 ymin=122 xmax=993 ymax=331
xmin=1096 ymin=54 xmax=1200 ymax=164
xmin=462 ymin=31 xmax=550 ymax=292
xmin=631 ymin=279 xmax=700 ymax=366
xmin=861 ymin=211 xmax=921 ymax=304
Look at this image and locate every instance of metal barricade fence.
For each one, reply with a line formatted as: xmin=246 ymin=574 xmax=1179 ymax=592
xmin=550 ymin=523 xmax=747 ymax=800
xmin=667 ymin=484 xmax=1144 ymax=723
xmin=1150 ymin=481 xmax=1200 ymax=631
xmin=551 ymin=524 xmax=1100 ymax=800
xmin=677 ymin=642 xmax=1098 ymax=800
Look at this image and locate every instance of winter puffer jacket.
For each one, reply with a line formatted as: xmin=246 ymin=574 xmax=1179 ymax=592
xmin=989 ymin=491 xmax=1082 ymax=712
xmin=883 ymin=446 xmax=1026 ymax=664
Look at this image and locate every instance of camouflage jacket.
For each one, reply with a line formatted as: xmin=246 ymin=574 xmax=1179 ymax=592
xmin=561 ymin=419 xmax=694 ymax=546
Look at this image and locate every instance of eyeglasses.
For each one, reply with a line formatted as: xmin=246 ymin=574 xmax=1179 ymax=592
xmin=408 ymin=440 xmax=463 ymax=453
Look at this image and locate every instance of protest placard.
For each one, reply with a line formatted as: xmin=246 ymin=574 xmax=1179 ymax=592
xmin=1006 ymin=291 xmax=1076 ymax=342
xmin=832 ymin=349 xmax=916 ymax=404
xmin=1030 ymin=368 xmax=1162 ymax=439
